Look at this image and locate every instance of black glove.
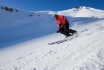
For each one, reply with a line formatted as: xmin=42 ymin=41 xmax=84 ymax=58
xmin=57 ymin=30 xmax=59 ymax=33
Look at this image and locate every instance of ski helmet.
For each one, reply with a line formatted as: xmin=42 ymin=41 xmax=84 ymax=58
xmin=52 ymin=14 xmax=58 ymax=17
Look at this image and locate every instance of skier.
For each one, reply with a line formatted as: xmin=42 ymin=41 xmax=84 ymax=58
xmin=53 ymin=14 xmax=77 ymax=37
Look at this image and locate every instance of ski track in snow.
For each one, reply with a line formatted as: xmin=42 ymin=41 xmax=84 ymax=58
xmin=0 ymin=20 xmax=104 ymax=70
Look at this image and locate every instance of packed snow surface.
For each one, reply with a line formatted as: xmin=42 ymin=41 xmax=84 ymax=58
xmin=0 ymin=5 xmax=104 ymax=70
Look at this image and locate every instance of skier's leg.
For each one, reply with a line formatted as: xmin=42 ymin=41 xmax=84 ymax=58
xmin=64 ymin=23 xmax=77 ymax=35
xmin=59 ymin=28 xmax=71 ymax=37
xmin=69 ymin=29 xmax=77 ymax=34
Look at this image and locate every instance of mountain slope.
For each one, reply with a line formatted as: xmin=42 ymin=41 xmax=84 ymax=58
xmin=57 ymin=6 xmax=104 ymax=18
xmin=0 ymin=6 xmax=103 ymax=48
xmin=0 ymin=18 xmax=104 ymax=70
xmin=0 ymin=5 xmax=104 ymax=70
xmin=0 ymin=5 xmax=57 ymax=47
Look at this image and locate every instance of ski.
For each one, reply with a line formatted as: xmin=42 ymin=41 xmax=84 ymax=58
xmin=48 ymin=36 xmax=74 ymax=45
xmin=48 ymin=32 xmax=78 ymax=45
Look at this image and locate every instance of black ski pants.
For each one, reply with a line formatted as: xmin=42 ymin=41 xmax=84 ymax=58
xmin=59 ymin=23 xmax=77 ymax=37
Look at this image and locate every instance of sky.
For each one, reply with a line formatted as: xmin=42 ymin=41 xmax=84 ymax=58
xmin=0 ymin=0 xmax=104 ymax=11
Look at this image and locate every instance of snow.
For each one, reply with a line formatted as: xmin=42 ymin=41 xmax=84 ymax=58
xmin=0 ymin=5 xmax=104 ymax=70
xmin=57 ymin=6 xmax=104 ymax=18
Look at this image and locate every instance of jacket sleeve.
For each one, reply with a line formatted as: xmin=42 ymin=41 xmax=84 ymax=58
xmin=59 ymin=16 xmax=66 ymax=28
xmin=56 ymin=19 xmax=62 ymax=30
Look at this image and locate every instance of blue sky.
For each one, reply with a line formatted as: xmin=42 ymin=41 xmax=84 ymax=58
xmin=0 ymin=0 xmax=104 ymax=11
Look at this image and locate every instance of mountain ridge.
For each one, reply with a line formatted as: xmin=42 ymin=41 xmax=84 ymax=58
xmin=0 ymin=5 xmax=104 ymax=18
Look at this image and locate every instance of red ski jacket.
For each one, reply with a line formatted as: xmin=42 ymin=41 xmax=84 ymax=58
xmin=55 ymin=15 xmax=69 ymax=29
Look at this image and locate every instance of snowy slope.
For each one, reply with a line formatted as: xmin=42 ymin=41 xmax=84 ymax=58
xmin=0 ymin=5 xmax=58 ymax=48
xmin=57 ymin=6 xmax=104 ymax=18
xmin=0 ymin=18 xmax=104 ymax=70
xmin=0 ymin=6 xmax=103 ymax=48
xmin=0 ymin=5 xmax=104 ymax=70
